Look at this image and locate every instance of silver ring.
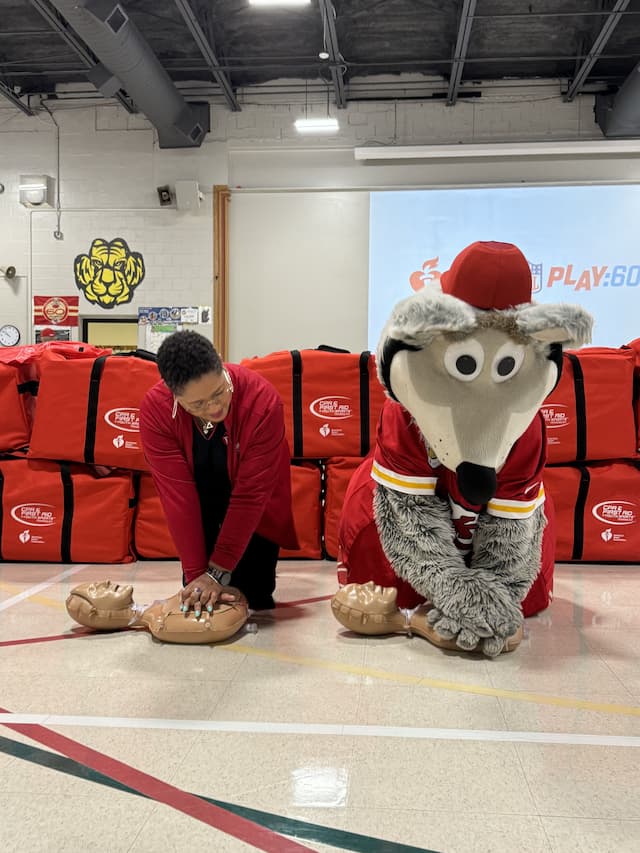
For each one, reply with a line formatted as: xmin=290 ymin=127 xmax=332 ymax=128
xmin=194 ymin=587 xmax=202 ymax=594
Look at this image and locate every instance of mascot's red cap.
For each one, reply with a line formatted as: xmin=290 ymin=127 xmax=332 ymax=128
xmin=439 ymin=241 xmax=532 ymax=310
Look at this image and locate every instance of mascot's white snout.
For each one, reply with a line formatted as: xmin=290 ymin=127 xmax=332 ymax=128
xmin=387 ymin=324 xmax=561 ymax=503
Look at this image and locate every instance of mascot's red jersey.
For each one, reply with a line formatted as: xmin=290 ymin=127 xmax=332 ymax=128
xmin=338 ymin=399 xmax=556 ymax=616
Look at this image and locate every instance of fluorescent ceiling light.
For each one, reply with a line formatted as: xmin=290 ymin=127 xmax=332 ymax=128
xmin=354 ymin=140 xmax=640 ymax=161
xmin=249 ymin=1 xmax=311 ymax=7
xmin=295 ymin=117 xmax=339 ymax=133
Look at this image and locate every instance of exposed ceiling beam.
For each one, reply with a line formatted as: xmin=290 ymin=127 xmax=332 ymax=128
xmin=0 ymin=80 xmax=36 ymax=115
xmin=447 ymin=0 xmax=477 ymax=106
xmin=173 ymin=0 xmax=240 ymax=111
xmin=318 ymin=0 xmax=346 ymax=108
xmin=472 ymin=9 xmax=640 ymax=18
xmin=29 ymin=0 xmax=136 ymax=113
xmin=0 ymin=30 xmax=53 ymax=37
xmin=565 ymin=0 xmax=631 ymax=101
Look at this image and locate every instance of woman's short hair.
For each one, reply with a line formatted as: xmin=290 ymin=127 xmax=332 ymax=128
xmin=156 ymin=330 xmax=223 ymax=394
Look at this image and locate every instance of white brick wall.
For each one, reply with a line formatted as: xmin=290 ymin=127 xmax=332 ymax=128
xmin=0 ymin=108 xmax=226 ymax=342
xmin=0 ymin=83 xmax=623 ymax=346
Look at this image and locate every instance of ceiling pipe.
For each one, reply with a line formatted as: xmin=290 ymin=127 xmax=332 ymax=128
xmin=47 ymin=0 xmax=209 ymax=147
xmin=30 ymin=0 xmax=135 ymax=114
xmin=596 ymin=60 xmax=640 ymax=137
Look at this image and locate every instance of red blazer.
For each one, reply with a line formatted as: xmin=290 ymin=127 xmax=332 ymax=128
xmin=139 ymin=363 xmax=298 ymax=583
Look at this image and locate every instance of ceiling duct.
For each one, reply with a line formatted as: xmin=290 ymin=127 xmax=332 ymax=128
xmin=595 ymin=61 xmax=640 ymax=138
xmin=48 ymin=0 xmax=209 ymax=148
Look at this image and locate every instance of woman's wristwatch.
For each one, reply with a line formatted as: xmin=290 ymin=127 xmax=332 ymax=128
xmin=206 ymin=566 xmax=232 ymax=586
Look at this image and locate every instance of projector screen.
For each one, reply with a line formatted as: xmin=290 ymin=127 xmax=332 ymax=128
xmin=369 ymin=185 xmax=640 ymax=349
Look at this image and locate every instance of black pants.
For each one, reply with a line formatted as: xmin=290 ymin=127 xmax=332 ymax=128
xmin=225 ymin=532 xmax=279 ymax=609
xmin=183 ymin=532 xmax=279 ymax=610
xmin=191 ymin=422 xmax=279 ymax=609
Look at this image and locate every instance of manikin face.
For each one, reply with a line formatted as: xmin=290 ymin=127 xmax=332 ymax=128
xmin=176 ymin=369 xmax=233 ymax=424
xmin=73 ymin=580 xmax=134 ymax=609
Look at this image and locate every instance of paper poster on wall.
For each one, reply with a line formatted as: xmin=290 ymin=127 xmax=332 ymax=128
xmin=137 ymin=306 xmax=212 ymax=353
xmin=33 ymin=296 xmax=79 ymax=326
xmin=368 ymin=186 xmax=640 ymax=349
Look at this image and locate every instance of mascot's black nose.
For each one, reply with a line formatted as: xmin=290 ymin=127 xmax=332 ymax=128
xmin=456 ymin=463 xmax=497 ymax=505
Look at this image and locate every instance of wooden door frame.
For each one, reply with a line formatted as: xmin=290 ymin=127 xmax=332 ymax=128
xmin=213 ymin=185 xmax=231 ymax=359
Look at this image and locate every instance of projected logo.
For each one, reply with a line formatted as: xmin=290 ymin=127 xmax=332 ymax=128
xmin=545 ymin=262 xmax=640 ymax=292
xmin=529 ymin=262 xmax=543 ymax=293
xmin=409 ymin=257 xmax=441 ymax=291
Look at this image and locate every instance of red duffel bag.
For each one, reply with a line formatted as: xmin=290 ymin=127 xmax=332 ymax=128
xmin=0 ymin=342 xmax=112 ymax=437
xmin=323 ymin=457 xmax=363 ymax=560
xmin=279 ymin=461 xmax=323 ymax=559
xmin=0 ymin=457 xmax=135 ymax=563
xmin=541 ymin=348 xmax=637 ymax=464
xmin=28 ymin=350 xmax=159 ymax=470
xmin=0 ymin=364 xmax=31 ymax=453
xmin=241 ymin=347 xmax=387 ymax=458
xmin=134 ymin=473 xmax=178 ymax=559
xmin=544 ymin=462 xmax=640 ymax=562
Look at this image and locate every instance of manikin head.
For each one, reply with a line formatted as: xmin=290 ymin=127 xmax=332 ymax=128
xmin=377 ymin=241 xmax=593 ymax=505
xmin=66 ymin=580 xmax=135 ymax=630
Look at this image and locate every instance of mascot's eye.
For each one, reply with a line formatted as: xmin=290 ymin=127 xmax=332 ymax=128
xmin=443 ymin=339 xmax=484 ymax=382
xmin=491 ymin=342 xmax=525 ymax=383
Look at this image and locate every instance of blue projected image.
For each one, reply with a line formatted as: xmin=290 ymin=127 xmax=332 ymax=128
xmin=368 ymin=186 xmax=640 ymax=349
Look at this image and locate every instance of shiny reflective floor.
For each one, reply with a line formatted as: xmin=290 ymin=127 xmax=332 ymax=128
xmin=0 ymin=560 xmax=639 ymax=853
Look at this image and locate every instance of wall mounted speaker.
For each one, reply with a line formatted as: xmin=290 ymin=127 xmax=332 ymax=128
xmin=174 ymin=180 xmax=202 ymax=211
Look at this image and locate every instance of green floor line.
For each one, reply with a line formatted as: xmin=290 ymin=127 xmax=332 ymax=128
xmin=0 ymin=734 xmax=440 ymax=853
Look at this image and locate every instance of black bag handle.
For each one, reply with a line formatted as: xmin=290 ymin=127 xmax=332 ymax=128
xmin=112 ymin=349 xmax=158 ymax=362
xmin=572 ymin=464 xmax=591 ymax=561
xmin=315 ymin=345 xmax=350 ymax=354
xmin=567 ymin=353 xmax=587 ymax=461
xmin=59 ymin=462 xmax=75 ymax=563
xmin=291 ymin=351 xmax=303 ymax=457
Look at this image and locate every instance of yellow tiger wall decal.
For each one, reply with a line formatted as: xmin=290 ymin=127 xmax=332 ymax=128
xmin=74 ymin=238 xmax=145 ymax=308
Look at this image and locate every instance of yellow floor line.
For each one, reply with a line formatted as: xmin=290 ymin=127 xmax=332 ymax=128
xmin=222 ymin=643 xmax=640 ymax=718
xmin=0 ymin=581 xmax=66 ymax=611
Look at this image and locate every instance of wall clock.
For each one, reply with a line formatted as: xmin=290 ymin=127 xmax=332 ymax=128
xmin=0 ymin=324 xmax=21 ymax=347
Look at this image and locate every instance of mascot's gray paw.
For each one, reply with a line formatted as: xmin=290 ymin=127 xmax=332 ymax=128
xmin=427 ymin=607 xmax=493 ymax=648
xmin=427 ymin=580 xmax=523 ymax=651
xmin=481 ymin=636 xmax=507 ymax=657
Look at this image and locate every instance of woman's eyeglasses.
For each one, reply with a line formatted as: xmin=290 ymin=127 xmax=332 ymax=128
xmin=177 ymin=370 xmax=234 ymax=414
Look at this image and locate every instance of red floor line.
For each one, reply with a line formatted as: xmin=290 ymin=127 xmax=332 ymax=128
xmin=276 ymin=594 xmax=333 ymax=608
xmin=0 ymin=629 xmax=134 ymax=648
xmin=0 ymin=596 xmax=334 ymax=646
xmin=0 ymin=708 xmax=316 ymax=853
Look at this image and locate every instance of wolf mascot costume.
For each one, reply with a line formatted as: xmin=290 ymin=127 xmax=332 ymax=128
xmin=332 ymin=241 xmax=592 ymax=657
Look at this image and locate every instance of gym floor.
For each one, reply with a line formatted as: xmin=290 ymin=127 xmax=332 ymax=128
xmin=0 ymin=559 xmax=639 ymax=853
